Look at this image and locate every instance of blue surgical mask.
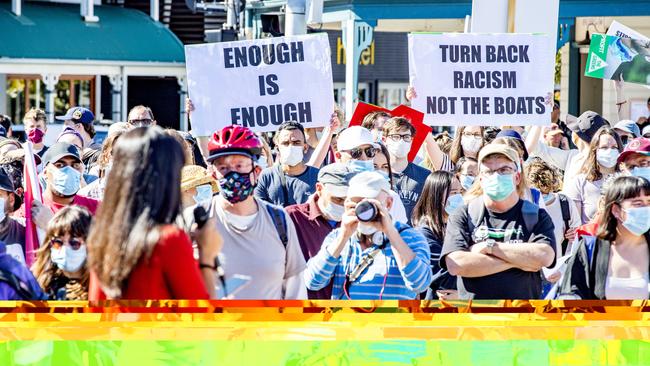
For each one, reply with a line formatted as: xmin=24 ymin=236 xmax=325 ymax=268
xmin=376 ymin=170 xmax=391 ymax=183
xmin=50 ymin=166 xmax=81 ymax=196
xmin=348 ymin=159 xmax=374 ymax=174
xmin=622 ymin=207 xmax=650 ymax=236
xmin=193 ymin=184 xmax=213 ymax=204
xmin=596 ymin=148 xmax=620 ymax=169
xmin=482 ymin=173 xmax=516 ymax=202
xmin=632 ymin=167 xmax=650 ymax=181
xmin=445 ymin=193 xmax=464 ymax=215
xmin=460 ymin=174 xmax=475 ymax=190
xmin=542 ymin=193 xmax=555 ymax=203
xmin=50 ymin=245 xmax=87 ymax=273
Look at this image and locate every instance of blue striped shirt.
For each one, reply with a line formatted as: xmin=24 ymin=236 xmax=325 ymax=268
xmin=304 ymin=222 xmax=432 ymax=299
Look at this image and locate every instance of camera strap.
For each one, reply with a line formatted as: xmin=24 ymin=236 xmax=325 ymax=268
xmin=346 ymin=243 xmax=386 ymax=284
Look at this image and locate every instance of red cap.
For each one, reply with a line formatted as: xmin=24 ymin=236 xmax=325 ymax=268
xmin=617 ymin=137 xmax=650 ymax=164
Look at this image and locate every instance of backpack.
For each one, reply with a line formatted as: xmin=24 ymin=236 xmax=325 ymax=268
xmin=467 ymin=197 xmax=539 ymax=241
xmin=557 ymin=193 xmax=572 ymax=255
xmin=265 ymin=204 xmax=288 ymax=248
xmin=0 ymin=267 xmax=41 ymax=300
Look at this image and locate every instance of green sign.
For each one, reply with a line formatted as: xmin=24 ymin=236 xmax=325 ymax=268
xmin=585 ymin=34 xmax=650 ymax=86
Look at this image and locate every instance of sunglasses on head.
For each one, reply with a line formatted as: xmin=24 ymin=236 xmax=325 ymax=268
xmin=49 ymin=238 xmax=84 ymax=250
xmin=347 ymin=147 xmax=377 ymax=159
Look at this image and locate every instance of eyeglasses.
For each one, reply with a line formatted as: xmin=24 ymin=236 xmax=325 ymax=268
xmin=627 ymin=160 xmax=650 ymax=170
xmin=462 ymin=132 xmax=482 ymax=138
xmin=480 ymin=166 xmax=516 ymax=176
xmin=49 ymin=238 xmax=84 ymax=250
xmin=386 ymin=134 xmax=413 ymax=143
xmin=345 ymin=147 xmax=377 ymax=159
xmin=128 ymin=119 xmax=154 ymax=127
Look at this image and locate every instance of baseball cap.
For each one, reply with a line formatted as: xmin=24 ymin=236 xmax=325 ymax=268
xmin=347 ymin=171 xmax=391 ymax=199
xmin=42 ymin=142 xmax=81 ymax=166
xmin=55 ymin=107 xmax=95 ymax=124
xmin=566 ymin=111 xmax=609 ymax=143
xmin=181 ymin=165 xmax=218 ymax=193
xmin=495 ymin=129 xmax=529 ymax=160
xmin=317 ymin=163 xmax=354 ymax=197
xmin=478 ymin=144 xmax=521 ymax=168
xmin=0 ymin=168 xmax=15 ymax=193
xmin=546 ymin=123 xmax=565 ymax=136
xmin=617 ymin=137 xmax=650 ymax=164
xmin=337 ymin=126 xmax=379 ymax=152
xmin=613 ymin=120 xmax=641 ymax=138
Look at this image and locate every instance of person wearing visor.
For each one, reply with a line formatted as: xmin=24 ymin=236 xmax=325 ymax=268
xmin=613 ymin=120 xmax=641 ymax=147
xmin=55 ymin=107 xmax=99 ymax=151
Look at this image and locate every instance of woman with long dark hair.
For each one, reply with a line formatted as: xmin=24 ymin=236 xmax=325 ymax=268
xmin=87 ymin=126 xmax=222 ymax=299
xmin=559 ymin=176 xmax=650 ymax=299
xmin=411 ymin=171 xmax=461 ymax=299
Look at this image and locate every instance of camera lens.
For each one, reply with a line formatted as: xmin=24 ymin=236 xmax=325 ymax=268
xmin=355 ymin=201 xmax=378 ymax=222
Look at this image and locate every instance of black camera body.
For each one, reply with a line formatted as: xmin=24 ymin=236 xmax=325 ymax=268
xmin=355 ymin=200 xmax=380 ymax=222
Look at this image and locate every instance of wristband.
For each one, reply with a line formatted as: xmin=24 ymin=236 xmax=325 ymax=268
xmin=199 ymin=262 xmax=217 ymax=271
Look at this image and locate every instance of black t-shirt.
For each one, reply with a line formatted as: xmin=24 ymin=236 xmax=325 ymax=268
xmin=440 ymin=200 xmax=556 ymax=299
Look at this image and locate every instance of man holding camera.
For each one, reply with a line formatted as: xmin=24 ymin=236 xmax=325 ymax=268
xmin=304 ymin=171 xmax=432 ymax=299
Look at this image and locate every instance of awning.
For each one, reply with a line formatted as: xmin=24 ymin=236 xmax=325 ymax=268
xmin=0 ymin=2 xmax=185 ymax=63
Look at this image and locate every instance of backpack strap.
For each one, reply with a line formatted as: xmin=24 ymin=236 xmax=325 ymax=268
xmin=558 ymin=193 xmax=572 ymax=254
xmin=521 ymin=200 xmax=539 ymax=235
xmin=531 ymin=188 xmax=541 ymax=206
xmin=0 ymin=267 xmax=37 ymax=300
xmin=265 ymin=204 xmax=288 ymax=248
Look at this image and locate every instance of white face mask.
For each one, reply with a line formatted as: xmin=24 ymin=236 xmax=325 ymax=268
xmin=386 ymin=140 xmax=411 ymax=159
xmin=279 ymin=146 xmax=304 ymax=167
xmin=596 ymin=148 xmax=620 ymax=169
xmin=50 ymin=245 xmax=87 ymax=273
xmin=357 ymin=222 xmax=378 ymax=236
xmin=321 ymin=201 xmax=345 ymax=222
xmin=461 ymin=136 xmax=483 ymax=154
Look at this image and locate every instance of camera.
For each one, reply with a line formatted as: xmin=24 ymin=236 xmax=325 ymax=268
xmin=355 ymin=200 xmax=380 ymax=222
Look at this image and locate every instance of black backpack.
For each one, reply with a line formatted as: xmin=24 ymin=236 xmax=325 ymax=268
xmin=466 ymin=197 xmax=539 ymax=240
xmin=557 ymin=193 xmax=572 ymax=255
xmin=0 ymin=267 xmax=41 ymax=300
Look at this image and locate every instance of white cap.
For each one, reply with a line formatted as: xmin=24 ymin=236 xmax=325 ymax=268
xmin=347 ymin=171 xmax=391 ymax=199
xmin=643 ymin=125 xmax=650 ymax=137
xmin=337 ymin=126 xmax=379 ymax=152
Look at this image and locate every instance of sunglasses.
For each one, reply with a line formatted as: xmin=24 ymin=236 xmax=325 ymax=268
xmin=127 ymin=119 xmax=154 ymax=127
xmin=346 ymin=147 xmax=377 ymax=159
xmin=49 ymin=238 xmax=84 ymax=250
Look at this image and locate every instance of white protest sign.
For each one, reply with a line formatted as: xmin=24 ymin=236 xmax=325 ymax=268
xmin=408 ymin=33 xmax=555 ymax=126
xmin=185 ymin=33 xmax=334 ymax=135
xmin=607 ymin=21 xmax=649 ymax=42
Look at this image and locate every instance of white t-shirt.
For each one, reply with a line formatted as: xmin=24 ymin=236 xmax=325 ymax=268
xmin=389 ymin=189 xmax=408 ymax=224
xmin=529 ymin=138 xmax=585 ymax=190
xmin=562 ymin=173 xmax=605 ymax=225
xmin=543 ymin=193 xmax=581 ymax=259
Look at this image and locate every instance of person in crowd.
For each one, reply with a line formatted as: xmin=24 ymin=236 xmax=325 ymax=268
xmin=31 ymin=206 xmax=92 ymax=300
xmin=559 ymin=176 xmax=650 ymax=300
xmin=304 ymin=171 xmax=432 ymax=299
xmin=0 ymin=139 xmax=22 ymax=159
xmin=335 ymin=126 xmax=379 ymax=173
xmin=381 ymin=117 xmax=431 ymax=222
xmin=411 ymin=171 xmax=460 ymax=300
xmin=205 ymin=125 xmax=306 ymax=299
xmin=544 ymin=123 xmax=569 ymax=150
xmin=179 ymin=131 xmax=208 ymax=168
xmin=526 ymin=158 xmax=581 ymax=281
xmin=527 ymin=111 xmax=608 ymax=187
xmin=31 ymin=143 xmax=100 ymax=231
xmin=56 ymin=107 xmax=99 ymax=151
xmin=361 ymin=111 xmax=392 ymax=142
xmin=285 ymin=163 xmax=354 ymax=299
xmin=255 ymin=121 xmax=319 ymax=207
xmin=441 ymin=144 xmax=556 ymax=299
xmin=613 ymin=120 xmax=641 ymax=147
xmin=165 ymin=129 xmax=194 ymax=165
xmin=455 ymin=157 xmax=478 ymax=194
xmin=616 ymin=137 xmax=650 ymax=179
xmin=0 ymin=115 xmax=12 ymax=138
xmin=57 ymin=127 xmax=85 ymax=150
xmin=126 ymin=105 xmax=157 ymax=128
xmin=256 ymin=133 xmax=274 ymax=169
xmin=449 ymin=126 xmax=485 ymax=166
xmin=0 ymin=240 xmax=45 ymax=300
xmin=563 ymin=127 xmax=623 ymax=224
xmin=180 ymin=165 xmax=218 ymax=209
xmin=78 ymin=130 xmax=125 ymax=200
xmin=374 ymin=142 xmax=408 ymax=223
xmin=0 ymin=169 xmax=26 ymax=263
xmin=23 ymin=108 xmax=49 ymax=157
xmin=643 ymin=126 xmax=650 ymax=139
xmin=88 ymin=126 xmax=221 ymax=299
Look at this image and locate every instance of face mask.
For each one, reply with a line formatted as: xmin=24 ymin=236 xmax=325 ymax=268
xmin=482 ymin=173 xmax=516 ymax=202
xmin=596 ymin=148 xmax=620 ymax=169
xmin=460 ymin=174 xmax=475 ymax=190
xmin=542 ymin=193 xmax=555 ymax=204
xmin=461 ymin=136 xmax=483 ymax=154
xmin=218 ymin=171 xmax=254 ymax=204
xmin=321 ymin=201 xmax=345 ymax=222
xmin=445 ymin=193 xmax=464 ymax=215
xmin=357 ymin=222 xmax=378 ymax=236
xmin=632 ymin=167 xmax=650 ymax=181
xmin=348 ymin=159 xmax=374 ymax=174
xmin=622 ymin=207 xmax=650 ymax=236
xmin=386 ymin=140 xmax=411 ymax=159
xmin=279 ymin=146 xmax=304 ymax=167
xmin=376 ymin=169 xmax=391 ymax=183
xmin=50 ymin=166 xmax=81 ymax=196
xmin=50 ymin=245 xmax=87 ymax=273
xmin=28 ymin=128 xmax=45 ymax=144
xmin=193 ymin=184 xmax=213 ymax=204
xmin=0 ymin=197 xmax=5 ymax=223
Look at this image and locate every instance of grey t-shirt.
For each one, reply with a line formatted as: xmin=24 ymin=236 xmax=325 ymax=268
xmin=210 ymin=197 xmax=306 ymax=299
xmin=0 ymin=218 xmax=27 ymax=264
xmin=392 ymin=163 xmax=431 ymax=224
xmin=254 ymin=165 xmax=319 ymax=207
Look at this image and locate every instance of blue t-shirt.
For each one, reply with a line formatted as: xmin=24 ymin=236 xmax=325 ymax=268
xmin=392 ymin=163 xmax=431 ymax=224
xmin=254 ymin=165 xmax=320 ymax=207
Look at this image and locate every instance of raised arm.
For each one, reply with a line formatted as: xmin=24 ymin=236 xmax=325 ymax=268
xmin=306 ymin=112 xmax=341 ymax=168
xmin=614 ymin=79 xmax=631 ymax=121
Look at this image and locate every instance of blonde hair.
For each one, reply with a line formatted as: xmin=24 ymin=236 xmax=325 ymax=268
xmin=24 ymin=108 xmax=46 ymax=123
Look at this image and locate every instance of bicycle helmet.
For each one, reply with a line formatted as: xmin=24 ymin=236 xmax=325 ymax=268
xmin=207 ymin=125 xmax=263 ymax=162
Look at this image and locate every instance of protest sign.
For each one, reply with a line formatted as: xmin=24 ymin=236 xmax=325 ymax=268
xmin=185 ymin=33 xmax=334 ymax=135
xmin=408 ymin=33 xmax=554 ymax=126
xmin=606 ymin=21 xmax=649 ymax=42
xmin=585 ymin=34 xmax=650 ymax=86
xmin=349 ymin=102 xmax=431 ymax=162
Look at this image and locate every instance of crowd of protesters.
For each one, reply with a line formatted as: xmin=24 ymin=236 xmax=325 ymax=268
xmin=0 ymin=88 xmax=649 ymax=301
